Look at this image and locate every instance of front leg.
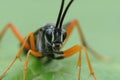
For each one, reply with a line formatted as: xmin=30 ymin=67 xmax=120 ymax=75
xmin=63 ymin=19 xmax=108 ymax=61
xmin=23 ymin=50 xmax=42 ymax=80
xmin=0 ymin=33 xmax=30 ymax=79
xmin=54 ymin=45 xmax=96 ymax=80
xmin=0 ymin=23 xmax=29 ymax=49
xmin=0 ymin=33 xmax=42 ymax=80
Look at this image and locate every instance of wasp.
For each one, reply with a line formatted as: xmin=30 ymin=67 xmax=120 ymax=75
xmin=0 ymin=0 xmax=105 ymax=80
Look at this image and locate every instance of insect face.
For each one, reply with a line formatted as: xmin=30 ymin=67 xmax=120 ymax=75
xmin=44 ymin=26 xmax=66 ymax=51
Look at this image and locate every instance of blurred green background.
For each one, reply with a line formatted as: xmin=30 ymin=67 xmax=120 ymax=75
xmin=0 ymin=0 xmax=120 ymax=80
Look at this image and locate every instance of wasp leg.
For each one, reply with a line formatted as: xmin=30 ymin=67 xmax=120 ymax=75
xmin=0 ymin=33 xmax=30 ymax=79
xmin=63 ymin=19 xmax=108 ymax=61
xmin=0 ymin=33 xmax=41 ymax=80
xmin=29 ymin=33 xmax=37 ymax=51
xmin=23 ymin=33 xmax=42 ymax=80
xmin=28 ymin=33 xmax=42 ymax=57
xmin=63 ymin=45 xmax=96 ymax=80
xmin=0 ymin=23 xmax=29 ymax=49
xmin=23 ymin=50 xmax=42 ymax=80
xmin=77 ymin=51 xmax=82 ymax=80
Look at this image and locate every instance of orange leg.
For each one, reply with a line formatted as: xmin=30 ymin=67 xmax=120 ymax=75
xmin=23 ymin=50 xmax=42 ymax=80
xmin=23 ymin=33 xmax=42 ymax=80
xmin=63 ymin=45 xmax=96 ymax=80
xmin=0 ymin=23 xmax=29 ymax=49
xmin=63 ymin=19 xmax=108 ymax=61
xmin=29 ymin=33 xmax=37 ymax=51
xmin=77 ymin=51 xmax=82 ymax=80
xmin=0 ymin=33 xmax=42 ymax=80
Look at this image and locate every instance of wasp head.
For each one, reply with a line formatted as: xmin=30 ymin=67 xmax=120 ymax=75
xmin=44 ymin=25 xmax=66 ymax=51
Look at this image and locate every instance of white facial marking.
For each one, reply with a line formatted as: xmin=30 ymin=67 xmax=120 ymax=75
xmin=52 ymin=43 xmax=55 ymax=47
xmin=50 ymin=26 xmax=53 ymax=28
xmin=52 ymin=31 xmax=54 ymax=42
xmin=45 ymin=35 xmax=51 ymax=45
xmin=61 ymin=34 xmax=63 ymax=42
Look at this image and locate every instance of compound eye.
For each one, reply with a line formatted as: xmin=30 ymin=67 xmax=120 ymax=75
xmin=45 ymin=29 xmax=53 ymax=42
xmin=62 ymin=31 xmax=67 ymax=42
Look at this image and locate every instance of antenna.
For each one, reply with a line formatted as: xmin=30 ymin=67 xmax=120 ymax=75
xmin=59 ymin=0 xmax=74 ymax=29
xmin=55 ymin=0 xmax=65 ymax=29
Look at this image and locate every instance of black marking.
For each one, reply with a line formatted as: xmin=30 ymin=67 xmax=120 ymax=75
xmin=59 ymin=0 xmax=74 ymax=28
xmin=55 ymin=0 xmax=74 ymax=30
xmin=56 ymin=0 xmax=65 ymax=29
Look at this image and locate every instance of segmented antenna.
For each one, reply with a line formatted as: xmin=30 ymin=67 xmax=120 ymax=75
xmin=56 ymin=0 xmax=65 ymax=29
xmin=59 ymin=0 xmax=74 ymax=29
xmin=55 ymin=0 xmax=74 ymax=30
